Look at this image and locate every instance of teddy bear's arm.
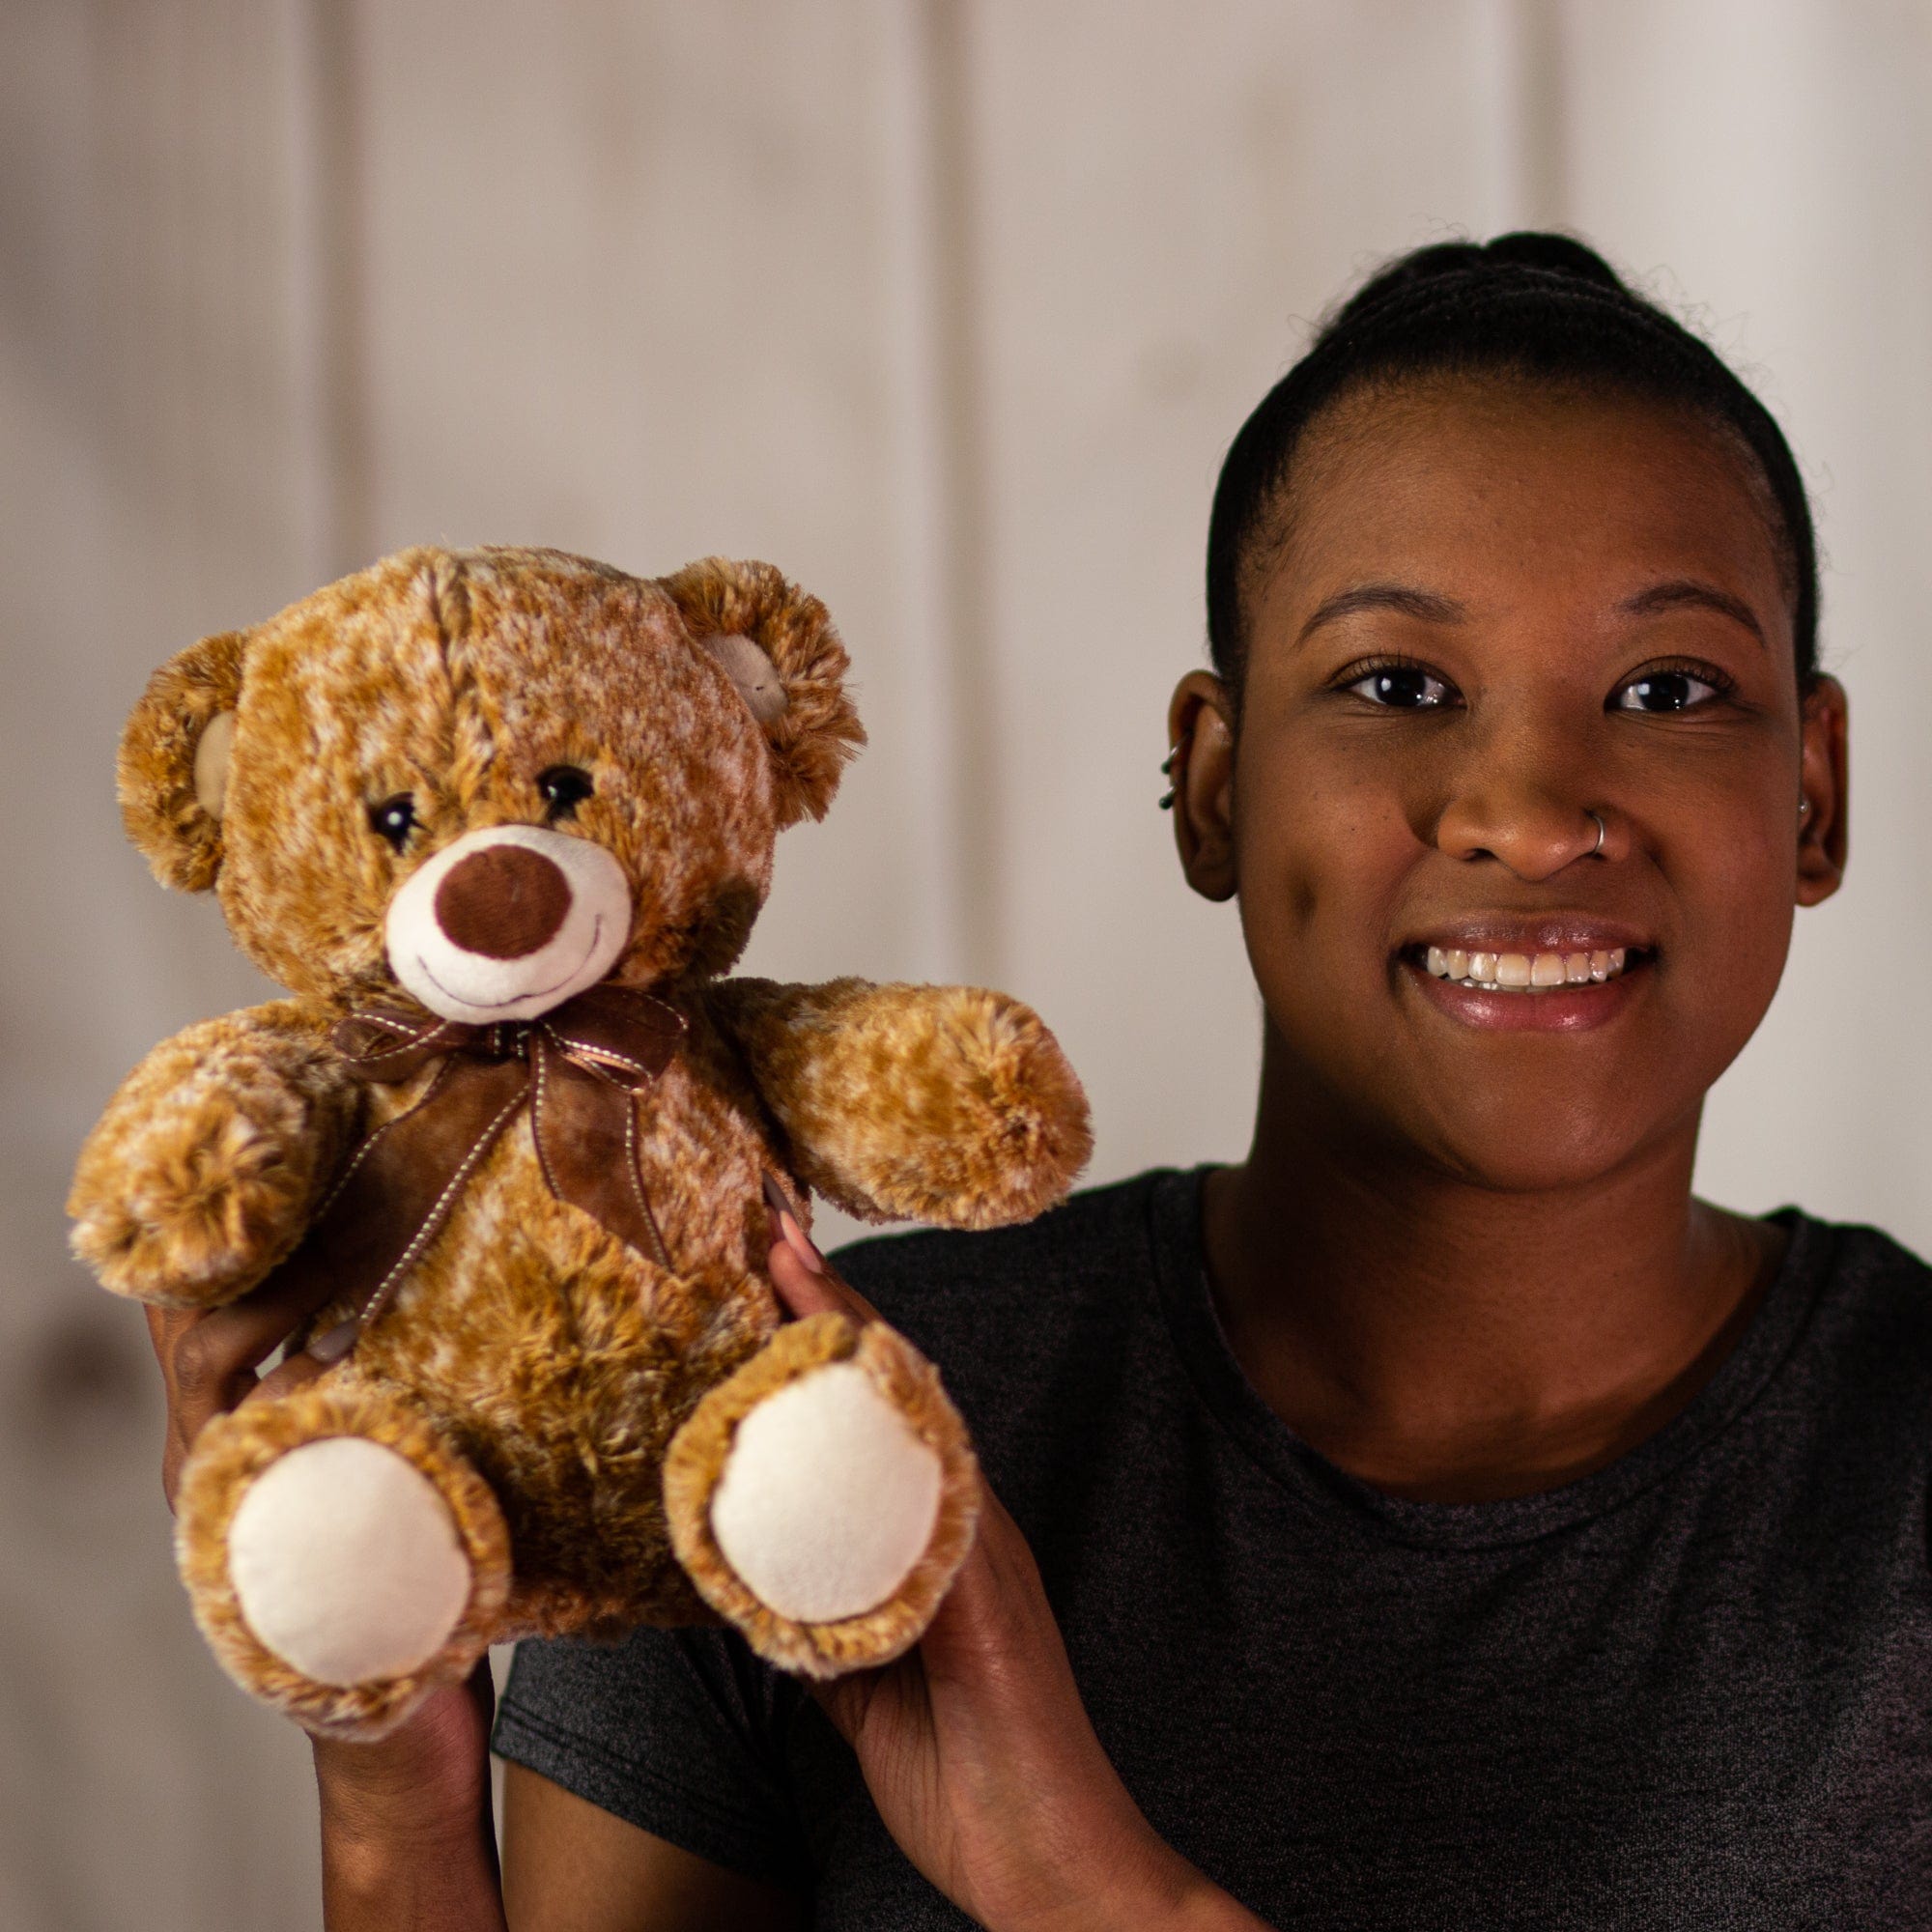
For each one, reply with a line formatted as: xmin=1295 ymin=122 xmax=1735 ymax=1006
xmin=69 ymin=1001 xmax=360 ymax=1309
xmin=707 ymin=977 xmax=1092 ymax=1229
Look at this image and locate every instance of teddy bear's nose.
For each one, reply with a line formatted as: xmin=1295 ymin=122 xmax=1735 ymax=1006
xmin=432 ymin=843 xmax=573 ymax=958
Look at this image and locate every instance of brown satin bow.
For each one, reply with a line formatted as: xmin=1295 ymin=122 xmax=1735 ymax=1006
xmin=269 ymin=983 xmax=687 ymax=1340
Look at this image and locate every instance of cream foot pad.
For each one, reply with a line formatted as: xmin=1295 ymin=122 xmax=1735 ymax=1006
xmin=228 ymin=1436 xmax=472 ymax=1685
xmin=710 ymin=1360 xmax=943 ymax=1623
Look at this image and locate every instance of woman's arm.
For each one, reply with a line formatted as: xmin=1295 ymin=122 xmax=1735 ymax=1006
xmin=313 ymin=1668 xmax=506 ymax=1932
xmin=316 ymin=1681 xmax=801 ymax=1932
xmin=501 ymin=1765 xmax=800 ymax=1932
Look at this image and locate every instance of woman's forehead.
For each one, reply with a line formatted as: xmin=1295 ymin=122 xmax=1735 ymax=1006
xmin=1261 ymin=375 xmax=1793 ymax=626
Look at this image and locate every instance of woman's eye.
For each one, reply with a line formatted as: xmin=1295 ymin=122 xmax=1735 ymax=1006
xmin=537 ymin=765 xmax=595 ymax=820
xmin=1345 ymin=664 xmax=1454 ymax=709
xmin=1615 ymin=670 xmax=1720 ymax=714
xmin=367 ymin=794 xmax=416 ymax=851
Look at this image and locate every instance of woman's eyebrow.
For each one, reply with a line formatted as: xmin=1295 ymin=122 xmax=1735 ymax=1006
xmin=1620 ymin=580 xmax=1765 ymax=645
xmin=1296 ymin=583 xmax=1465 ymax=646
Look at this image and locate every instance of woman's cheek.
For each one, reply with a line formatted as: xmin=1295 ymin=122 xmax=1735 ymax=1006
xmin=1236 ymin=812 xmax=1406 ymax=1036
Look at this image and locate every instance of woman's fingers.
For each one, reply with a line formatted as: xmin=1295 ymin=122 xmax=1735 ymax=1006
xmin=244 ymin=1347 xmax=331 ymax=1408
xmin=761 ymin=1178 xmax=883 ymax=1325
xmin=767 ymin=1227 xmax=879 ymax=1322
xmin=185 ymin=1260 xmax=355 ymax=1378
xmin=143 ymin=1261 xmax=354 ymax=1510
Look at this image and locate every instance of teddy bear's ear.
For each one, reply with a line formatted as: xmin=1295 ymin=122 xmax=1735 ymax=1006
xmin=660 ymin=557 xmax=866 ymax=828
xmin=116 ymin=628 xmax=250 ymax=891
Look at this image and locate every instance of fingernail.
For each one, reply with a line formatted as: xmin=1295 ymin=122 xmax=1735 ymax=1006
xmin=306 ymin=1318 xmax=360 ymax=1363
xmin=761 ymin=1173 xmax=792 ymax=1219
xmin=779 ymin=1208 xmax=826 ymax=1275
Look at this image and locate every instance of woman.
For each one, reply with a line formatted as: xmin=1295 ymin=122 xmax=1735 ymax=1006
xmin=153 ymin=235 xmax=1924 ymax=1930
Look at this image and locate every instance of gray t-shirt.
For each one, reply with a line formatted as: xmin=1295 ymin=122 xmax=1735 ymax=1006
xmin=493 ymin=1169 xmax=1932 ymax=1927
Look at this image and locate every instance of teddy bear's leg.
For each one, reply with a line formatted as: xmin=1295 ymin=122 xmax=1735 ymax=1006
xmin=663 ymin=1313 xmax=980 ymax=1678
xmin=175 ymin=1377 xmax=512 ymax=1739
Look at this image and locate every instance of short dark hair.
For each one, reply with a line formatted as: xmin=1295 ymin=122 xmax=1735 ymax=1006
xmin=1205 ymin=233 xmax=1819 ymax=690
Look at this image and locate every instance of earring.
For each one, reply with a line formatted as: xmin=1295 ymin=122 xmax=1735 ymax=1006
xmin=1799 ymin=799 xmax=1810 ymax=821
xmin=1158 ymin=736 xmax=1186 ymax=810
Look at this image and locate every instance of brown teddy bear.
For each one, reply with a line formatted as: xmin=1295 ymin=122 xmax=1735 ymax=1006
xmin=69 ymin=547 xmax=1091 ymax=1739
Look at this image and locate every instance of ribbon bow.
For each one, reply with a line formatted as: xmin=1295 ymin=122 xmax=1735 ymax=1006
xmin=270 ymin=983 xmax=687 ymax=1339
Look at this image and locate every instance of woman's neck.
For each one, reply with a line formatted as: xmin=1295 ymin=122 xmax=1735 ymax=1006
xmin=1202 ymin=1039 xmax=1785 ymax=1504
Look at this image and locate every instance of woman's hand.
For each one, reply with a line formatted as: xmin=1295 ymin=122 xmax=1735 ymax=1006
xmin=144 ymin=1289 xmax=508 ymax=1932
xmin=765 ymin=1208 xmax=1269 ymax=1932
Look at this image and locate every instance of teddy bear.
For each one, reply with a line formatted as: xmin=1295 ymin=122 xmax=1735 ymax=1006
xmin=68 ymin=546 xmax=1091 ymax=1739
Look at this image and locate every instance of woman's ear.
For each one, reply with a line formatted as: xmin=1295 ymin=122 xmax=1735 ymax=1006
xmin=1167 ymin=670 xmax=1238 ymax=902
xmin=1796 ymin=673 xmax=1849 ymax=907
xmin=660 ymin=557 xmax=867 ymax=830
xmin=117 ymin=628 xmax=249 ymax=892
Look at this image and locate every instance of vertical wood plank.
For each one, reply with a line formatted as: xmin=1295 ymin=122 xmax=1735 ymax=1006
xmin=2 ymin=7 xmax=332 ymax=1923
xmin=959 ymin=0 xmax=1527 ymax=1186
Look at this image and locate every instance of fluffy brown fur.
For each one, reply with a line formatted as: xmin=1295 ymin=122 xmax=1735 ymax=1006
xmin=116 ymin=628 xmax=248 ymax=891
xmin=710 ymin=978 xmax=1094 ymax=1228
xmin=69 ymin=1003 xmax=358 ymax=1305
xmin=659 ymin=556 xmax=865 ymax=829
xmin=71 ymin=547 xmax=1090 ymax=1737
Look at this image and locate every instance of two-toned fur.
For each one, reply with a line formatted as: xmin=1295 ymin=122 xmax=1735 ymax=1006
xmin=70 ymin=547 xmax=1092 ymax=1736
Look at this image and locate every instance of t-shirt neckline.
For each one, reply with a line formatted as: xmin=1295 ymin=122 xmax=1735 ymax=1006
xmin=1145 ymin=1166 xmax=1831 ymax=1549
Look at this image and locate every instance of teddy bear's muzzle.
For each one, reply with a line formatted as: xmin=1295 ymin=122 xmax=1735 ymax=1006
xmin=384 ymin=823 xmax=632 ymax=1024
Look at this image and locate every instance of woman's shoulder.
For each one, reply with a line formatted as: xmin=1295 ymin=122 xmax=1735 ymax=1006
xmin=825 ymin=1167 xmax=1200 ymax=1417
xmin=1780 ymin=1206 xmax=1932 ymax=1325
xmin=1759 ymin=1207 xmax=1932 ymax=1429
xmin=829 ymin=1165 xmax=1189 ymax=1317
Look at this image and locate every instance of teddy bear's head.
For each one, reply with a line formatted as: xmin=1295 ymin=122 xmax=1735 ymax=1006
xmin=117 ymin=548 xmax=864 ymax=1013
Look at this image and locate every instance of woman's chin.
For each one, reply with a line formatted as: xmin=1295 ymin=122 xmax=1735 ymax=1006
xmin=1399 ymin=1101 xmax=1658 ymax=1195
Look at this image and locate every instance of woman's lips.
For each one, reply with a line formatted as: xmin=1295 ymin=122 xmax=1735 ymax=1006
xmin=1400 ymin=942 xmax=1651 ymax=1032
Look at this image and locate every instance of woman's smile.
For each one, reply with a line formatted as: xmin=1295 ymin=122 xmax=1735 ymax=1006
xmin=1422 ymin=944 xmax=1630 ymax=988
xmin=1394 ymin=916 xmax=1651 ymax=1030
xmin=1403 ymin=940 xmax=1647 ymax=1032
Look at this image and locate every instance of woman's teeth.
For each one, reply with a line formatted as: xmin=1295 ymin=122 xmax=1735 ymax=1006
xmin=1423 ymin=945 xmax=1629 ymax=991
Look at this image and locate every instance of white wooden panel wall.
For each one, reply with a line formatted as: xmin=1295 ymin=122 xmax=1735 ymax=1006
xmin=3 ymin=5 xmax=1929 ymax=1925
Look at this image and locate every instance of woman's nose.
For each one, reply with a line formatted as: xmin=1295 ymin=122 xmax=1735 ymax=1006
xmin=1432 ymin=733 xmax=1607 ymax=879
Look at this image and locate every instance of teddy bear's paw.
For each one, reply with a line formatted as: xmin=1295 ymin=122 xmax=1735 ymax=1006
xmin=175 ymin=1380 xmax=511 ymax=1738
xmin=664 ymin=1313 xmax=980 ymax=1678
xmin=69 ymin=1071 xmax=327 ymax=1307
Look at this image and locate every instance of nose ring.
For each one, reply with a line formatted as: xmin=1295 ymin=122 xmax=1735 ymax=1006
xmin=1588 ymin=810 xmax=1606 ymax=857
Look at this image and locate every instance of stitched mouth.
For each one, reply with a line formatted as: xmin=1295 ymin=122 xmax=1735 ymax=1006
xmin=417 ymin=914 xmax=606 ymax=1012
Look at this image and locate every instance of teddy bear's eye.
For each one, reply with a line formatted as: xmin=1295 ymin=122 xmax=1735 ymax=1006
xmin=367 ymin=794 xmax=417 ymax=851
xmin=537 ymin=765 xmax=595 ymax=821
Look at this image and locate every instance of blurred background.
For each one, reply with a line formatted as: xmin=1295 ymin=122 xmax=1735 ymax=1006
xmin=5 ymin=1 xmax=1931 ymax=1925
